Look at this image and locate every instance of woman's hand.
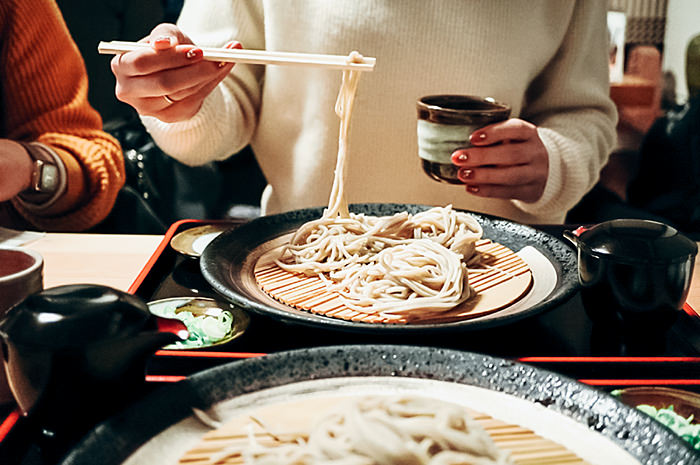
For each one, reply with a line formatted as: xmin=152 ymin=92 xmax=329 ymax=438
xmin=0 ymin=139 xmax=32 ymax=202
xmin=451 ymin=118 xmax=549 ymax=203
xmin=110 ymin=23 xmax=239 ymax=123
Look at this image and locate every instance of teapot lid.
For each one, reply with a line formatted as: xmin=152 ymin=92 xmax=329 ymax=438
xmin=0 ymin=284 xmax=154 ymax=347
xmin=576 ymin=219 xmax=698 ymax=264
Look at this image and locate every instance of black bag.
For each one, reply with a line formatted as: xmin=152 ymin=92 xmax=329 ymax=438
xmin=93 ymin=117 xmax=225 ymax=234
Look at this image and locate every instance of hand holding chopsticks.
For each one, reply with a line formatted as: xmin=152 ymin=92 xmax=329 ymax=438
xmin=98 ymin=41 xmax=376 ymax=72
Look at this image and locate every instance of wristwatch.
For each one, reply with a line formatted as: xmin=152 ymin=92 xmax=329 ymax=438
xmin=18 ymin=142 xmax=64 ymax=206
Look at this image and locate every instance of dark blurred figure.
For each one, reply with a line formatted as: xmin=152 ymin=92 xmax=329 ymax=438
xmin=626 ymin=34 xmax=700 ymax=240
xmin=568 ymin=36 xmax=700 ymax=238
xmin=660 ymin=70 xmax=683 ymax=113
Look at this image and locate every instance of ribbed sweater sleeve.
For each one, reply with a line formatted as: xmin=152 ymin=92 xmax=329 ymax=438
xmin=0 ymin=0 xmax=125 ymax=231
xmin=141 ymin=0 xmax=264 ymax=165
xmin=514 ymin=0 xmax=618 ymax=216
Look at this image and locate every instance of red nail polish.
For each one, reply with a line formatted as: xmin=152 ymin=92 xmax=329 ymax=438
xmin=458 ymin=153 xmax=468 ymax=162
xmin=460 ymin=169 xmax=473 ymax=179
xmin=186 ymin=48 xmax=201 ymax=59
xmin=467 ymin=185 xmax=480 ymax=193
xmin=472 ymin=131 xmax=486 ymax=142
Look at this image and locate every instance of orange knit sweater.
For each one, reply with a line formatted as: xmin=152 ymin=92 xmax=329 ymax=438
xmin=0 ymin=0 xmax=125 ymax=231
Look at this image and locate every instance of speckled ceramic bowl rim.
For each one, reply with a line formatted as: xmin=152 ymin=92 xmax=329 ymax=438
xmin=200 ymin=203 xmax=579 ymax=334
xmin=60 ymin=345 xmax=699 ymax=465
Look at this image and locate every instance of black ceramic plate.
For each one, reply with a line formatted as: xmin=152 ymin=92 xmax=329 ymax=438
xmin=60 ymin=345 xmax=699 ymax=465
xmin=200 ymin=203 xmax=578 ymax=333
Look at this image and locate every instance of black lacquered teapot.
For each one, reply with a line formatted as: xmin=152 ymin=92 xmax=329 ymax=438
xmin=0 ymin=284 xmax=185 ymax=449
xmin=564 ymin=219 xmax=697 ymax=329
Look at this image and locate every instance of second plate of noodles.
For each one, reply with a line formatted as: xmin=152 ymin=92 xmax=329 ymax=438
xmin=59 ymin=345 xmax=697 ymax=465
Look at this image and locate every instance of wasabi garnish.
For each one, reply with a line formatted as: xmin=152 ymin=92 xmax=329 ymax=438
xmin=168 ymin=307 xmax=233 ymax=349
xmin=612 ymin=390 xmax=700 ymax=449
xmin=637 ymin=404 xmax=700 ymax=449
xmin=149 ymin=299 xmax=235 ymax=349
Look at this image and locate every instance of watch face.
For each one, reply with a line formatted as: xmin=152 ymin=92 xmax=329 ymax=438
xmin=32 ymin=160 xmax=58 ymax=194
xmin=39 ymin=162 xmax=59 ymax=193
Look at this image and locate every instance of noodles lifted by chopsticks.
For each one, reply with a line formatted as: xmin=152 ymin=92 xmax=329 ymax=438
xmin=274 ymin=52 xmax=483 ymax=316
xmin=213 ymin=396 xmax=514 ymax=465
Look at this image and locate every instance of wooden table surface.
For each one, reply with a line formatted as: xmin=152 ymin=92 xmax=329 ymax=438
xmin=21 ymin=233 xmax=700 ymax=313
xmin=28 ymin=233 xmax=164 ymax=293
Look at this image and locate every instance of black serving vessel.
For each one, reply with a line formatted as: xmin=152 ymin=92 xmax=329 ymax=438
xmin=565 ymin=219 xmax=698 ymax=347
xmin=0 ymin=285 xmax=183 ymax=461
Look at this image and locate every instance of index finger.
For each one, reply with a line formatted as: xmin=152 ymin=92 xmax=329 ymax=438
xmin=469 ymin=119 xmax=537 ymax=145
xmin=111 ymin=43 xmax=204 ymax=77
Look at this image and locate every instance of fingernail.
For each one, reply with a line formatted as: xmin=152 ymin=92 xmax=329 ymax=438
xmin=154 ymin=36 xmax=172 ymax=46
xmin=219 ymin=41 xmax=241 ymax=67
xmin=460 ymin=169 xmax=473 ymax=179
xmin=472 ymin=131 xmax=487 ymax=141
xmin=467 ymin=185 xmax=480 ymax=193
xmin=457 ymin=152 xmax=468 ymax=162
xmin=186 ymin=48 xmax=202 ymax=59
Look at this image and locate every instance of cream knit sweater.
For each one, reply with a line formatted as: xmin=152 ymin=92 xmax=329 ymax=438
xmin=142 ymin=0 xmax=617 ymax=224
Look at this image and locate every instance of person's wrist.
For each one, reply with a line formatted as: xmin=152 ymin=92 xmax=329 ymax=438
xmin=15 ymin=142 xmax=66 ymax=209
xmin=0 ymin=139 xmax=33 ymax=201
xmin=18 ymin=145 xmax=33 ymax=192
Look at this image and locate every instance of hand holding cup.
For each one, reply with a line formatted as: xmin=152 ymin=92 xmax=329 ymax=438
xmin=417 ymin=95 xmax=549 ymax=203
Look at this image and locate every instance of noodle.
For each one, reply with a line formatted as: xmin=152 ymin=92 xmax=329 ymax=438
xmin=327 ymin=240 xmax=469 ymax=315
xmin=325 ymin=51 xmax=363 ymax=219
xmin=274 ymin=52 xmax=484 ymax=317
xmin=210 ymin=396 xmax=514 ymax=465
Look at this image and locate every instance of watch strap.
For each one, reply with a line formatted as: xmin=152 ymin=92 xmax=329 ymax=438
xmin=16 ymin=142 xmax=67 ymax=210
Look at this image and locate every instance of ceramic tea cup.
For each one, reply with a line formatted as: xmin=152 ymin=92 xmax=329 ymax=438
xmin=0 ymin=247 xmax=43 ymax=314
xmin=0 ymin=247 xmax=43 ymax=404
xmin=416 ymin=94 xmax=510 ymax=184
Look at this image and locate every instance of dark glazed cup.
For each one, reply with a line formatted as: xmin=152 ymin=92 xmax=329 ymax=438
xmin=564 ymin=219 xmax=697 ymax=332
xmin=416 ymin=95 xmax=511 ymax=184
xmin=0 ymin=247 xmax=43 ymax=405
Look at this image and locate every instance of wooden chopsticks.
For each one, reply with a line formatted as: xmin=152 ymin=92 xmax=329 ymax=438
xmin=98 ymin=41 xmax=376 ymax=71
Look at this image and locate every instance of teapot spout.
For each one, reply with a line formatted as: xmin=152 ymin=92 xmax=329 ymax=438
xmin=155 ymin=315 xmax=189 ymax=340
xmin=85 ymin=331 xmax=182 ymax=381
xmin=562 ymin=226 xmax=588 ymax=247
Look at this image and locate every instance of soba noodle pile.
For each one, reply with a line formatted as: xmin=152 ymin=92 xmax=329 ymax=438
xmin=210 ymin=396 xmax=514 ymax=465
xmin=274 ymin=52 xmax=483 ymax=316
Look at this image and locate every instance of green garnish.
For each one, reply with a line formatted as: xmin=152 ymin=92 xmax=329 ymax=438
xmin=168 ymin=307 xmax=233 ymax=349
xmin=611 ymin=390 xmax=700 ymax=451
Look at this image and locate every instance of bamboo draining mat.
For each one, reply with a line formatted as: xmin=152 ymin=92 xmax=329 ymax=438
xmin=178 ymin=396 xmax=590 ymax=465
xmin=254 ymin=239 xmax=532 ymax=325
